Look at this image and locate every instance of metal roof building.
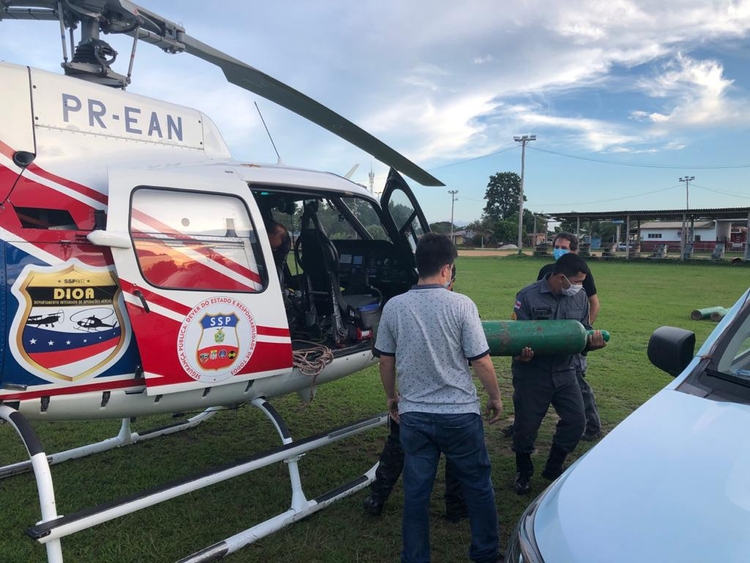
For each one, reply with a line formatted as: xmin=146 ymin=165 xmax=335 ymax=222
xmin=544 ymin=207 xmax=750 ymax=260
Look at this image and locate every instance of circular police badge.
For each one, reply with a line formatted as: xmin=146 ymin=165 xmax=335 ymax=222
xmin=177 ymin=298 xmax=257 ymax=383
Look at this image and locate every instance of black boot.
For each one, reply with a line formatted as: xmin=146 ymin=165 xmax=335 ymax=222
xmin=364 ymin=418 xmax=404 ymax=516
xmin=542 ymin=444 xmax=568 ymax=481
xmin=514 ymin=452 xmax=533 ymax=495
xmin=363 ymin=495 xmax=385 ymax=516
xmin=501 ymin=422 xmax=514 ymax=438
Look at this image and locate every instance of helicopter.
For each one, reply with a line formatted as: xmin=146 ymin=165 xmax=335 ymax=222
xmin=0 ymin=1 xmax=445 ymax=561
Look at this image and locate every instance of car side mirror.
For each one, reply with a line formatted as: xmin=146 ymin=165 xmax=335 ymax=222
xmin=647 ymin=326 xmax=696 ymax=377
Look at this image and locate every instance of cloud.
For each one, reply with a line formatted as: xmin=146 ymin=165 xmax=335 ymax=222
xmin=4 ymin=0 xmax=750 ymax=190
xmin=632 ymin=53 xmax=750 ymax=129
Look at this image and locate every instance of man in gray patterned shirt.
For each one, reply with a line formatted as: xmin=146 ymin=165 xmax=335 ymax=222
xmin=375 ymin=233 xmax=503 ymax=563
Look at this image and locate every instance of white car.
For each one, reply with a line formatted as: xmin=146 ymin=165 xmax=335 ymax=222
xmin=506 ymin=288 xmax=750 ymax=563
xmin=617 ymin=242 xmax=632 ymax=251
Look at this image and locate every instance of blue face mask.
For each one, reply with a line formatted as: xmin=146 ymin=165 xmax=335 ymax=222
xmin=553 ymin=248 xmax=570 ymax=261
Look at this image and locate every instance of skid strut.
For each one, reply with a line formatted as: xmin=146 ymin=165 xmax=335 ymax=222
xmin=1 ymin=401 xmax=387 ymax=563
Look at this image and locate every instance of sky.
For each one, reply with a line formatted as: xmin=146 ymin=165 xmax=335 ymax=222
xmin=1 ymin=0 xmax=750 ymax=226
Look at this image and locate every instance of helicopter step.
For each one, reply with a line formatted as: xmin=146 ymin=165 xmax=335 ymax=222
xmin=0 ymin=407 xmax=223 ymax=480
xmin=1 ymin=400 xmax=388 ymax=563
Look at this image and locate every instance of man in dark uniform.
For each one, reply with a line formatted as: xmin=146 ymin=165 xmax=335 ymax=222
xmin=537 ymin=232 xmax=601 ymax=441
xmin=511 ymin=253 xmax=606 ymax=495
xmin=502 ymin=232 xmax=602 ymax=441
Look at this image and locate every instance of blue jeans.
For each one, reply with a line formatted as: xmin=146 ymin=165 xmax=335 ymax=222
xmin=399 ymin=411 xmax=499 ymax=563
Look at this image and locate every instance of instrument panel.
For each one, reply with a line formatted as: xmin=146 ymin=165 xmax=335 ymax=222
xmin=334 ymin=240 xmax=414 ymax=288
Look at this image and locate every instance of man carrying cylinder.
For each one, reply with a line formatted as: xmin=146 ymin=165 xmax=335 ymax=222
xmin=510 ymin=253 xmax=607 ymax=495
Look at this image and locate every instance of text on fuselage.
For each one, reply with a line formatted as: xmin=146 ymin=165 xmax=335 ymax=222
xmin=62 ymin=94 xmax=183 ymax=141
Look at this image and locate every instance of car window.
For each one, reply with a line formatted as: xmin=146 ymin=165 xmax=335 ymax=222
xmin=715 ymin=300 xmax=750 ymax=378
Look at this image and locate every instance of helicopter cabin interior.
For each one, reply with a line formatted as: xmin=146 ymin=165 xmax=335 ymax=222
xmin=252 ymin=186 xmax=418 ymax=353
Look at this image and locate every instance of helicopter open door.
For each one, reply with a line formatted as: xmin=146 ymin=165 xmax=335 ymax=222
xmin=92 ymin=168 xmax=292 ymax=396
xmin=380 ymin=168 xmax=432 ymax=253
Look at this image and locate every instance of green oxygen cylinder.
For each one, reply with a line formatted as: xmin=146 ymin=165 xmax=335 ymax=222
xmin=483 ymin=320 xmax=610 ymax=357
xmin=690 ymin=307 xmax=727 ymax=321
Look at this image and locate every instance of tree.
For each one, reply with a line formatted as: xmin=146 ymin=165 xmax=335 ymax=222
xmin=495 ymin=210 xmax=535 ymax=246
xmin=483 ymin=172 xmax=525 ymax=223
xmin=429 ymin=221 xmax=454 ymax=234
xmin=493 ymin=219 xmax=517 ymax=245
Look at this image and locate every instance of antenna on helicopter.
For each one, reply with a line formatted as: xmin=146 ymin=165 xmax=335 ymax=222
xmin=254 ymin=101 xmax=283 ymax=165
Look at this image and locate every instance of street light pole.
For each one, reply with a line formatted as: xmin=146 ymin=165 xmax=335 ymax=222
xmin=679 ymin=175 xmax=695 ymax=258
xmin=448 ymin=190 xmax=458 ymax=242
xmin=514 ymin=134 xmax=536 ymax=251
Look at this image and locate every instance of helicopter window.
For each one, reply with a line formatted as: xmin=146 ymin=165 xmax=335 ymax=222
xmin=304 ymin=199 xmax=362 ymax=240
xmin=387 ymin=190 xmax=425 ymax=252
xmin=15 ymin=207 xmax=78 ymax=230
xmin=130 ymin=188 xmax=267 ymax=292
xmin=338 ymin=197 xmax=389 ymax=241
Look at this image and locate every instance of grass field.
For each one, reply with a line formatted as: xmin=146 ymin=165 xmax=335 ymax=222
xmin=1 ymin=256 xmax=748 ymax=562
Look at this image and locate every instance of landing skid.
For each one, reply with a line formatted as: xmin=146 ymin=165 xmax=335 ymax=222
xmin=0 ymin=406 xmax=223 ymax=480
xmin=0 ymin=400 xmax=387 ymax=563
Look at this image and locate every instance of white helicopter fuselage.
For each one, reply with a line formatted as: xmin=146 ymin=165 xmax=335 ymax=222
xmin=0 ymin=61 xmax=420 ymax=421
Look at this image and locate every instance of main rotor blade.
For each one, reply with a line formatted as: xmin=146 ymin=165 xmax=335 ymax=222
xmin=0 ymin=0 xmax=443 ymax=186
xmin=180 ymin=35 xmax=444 ymax=187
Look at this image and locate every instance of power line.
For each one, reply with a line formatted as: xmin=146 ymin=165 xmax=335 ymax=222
xmin=691 ymin=184 xmax=749 ymax=199
xmin=428 ymin=145 xmax=517 ymax=171
xmin=529 ymin=146 xmax=750 ymax=170
xmin=539 ymin=184 xmax=683 ymax=208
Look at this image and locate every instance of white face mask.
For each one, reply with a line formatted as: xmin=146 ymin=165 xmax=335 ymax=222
xmin=561 ymin=275 xmax=583 ymax=297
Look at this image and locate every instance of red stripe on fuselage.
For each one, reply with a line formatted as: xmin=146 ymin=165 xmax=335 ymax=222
xmin=118 ymin=279 xmax=192 ymax=316
xmin=26 ymin=162 xmax=107 ymax=205
xmin=257 ymin=326 xmax=290 ymax=337
xmin=0 ymin=138 xmax=106 ymax=206
xmin=117 ymin=280 xmax=290 ymax=338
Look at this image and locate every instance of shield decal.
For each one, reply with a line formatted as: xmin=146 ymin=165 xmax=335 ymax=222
xmin=12 ymin=263 xmax=128 ymax=382
xmin=196 ymin=313 xmax=240 ymax=371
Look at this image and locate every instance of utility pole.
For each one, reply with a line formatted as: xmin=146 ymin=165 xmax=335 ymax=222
xmin=514 ymin=135 xmax=536 ymax=251
xmin=448 ymin=190 xmax=458 ymax=242
xmin=679 ymin=175 xmax=695 ymax=259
